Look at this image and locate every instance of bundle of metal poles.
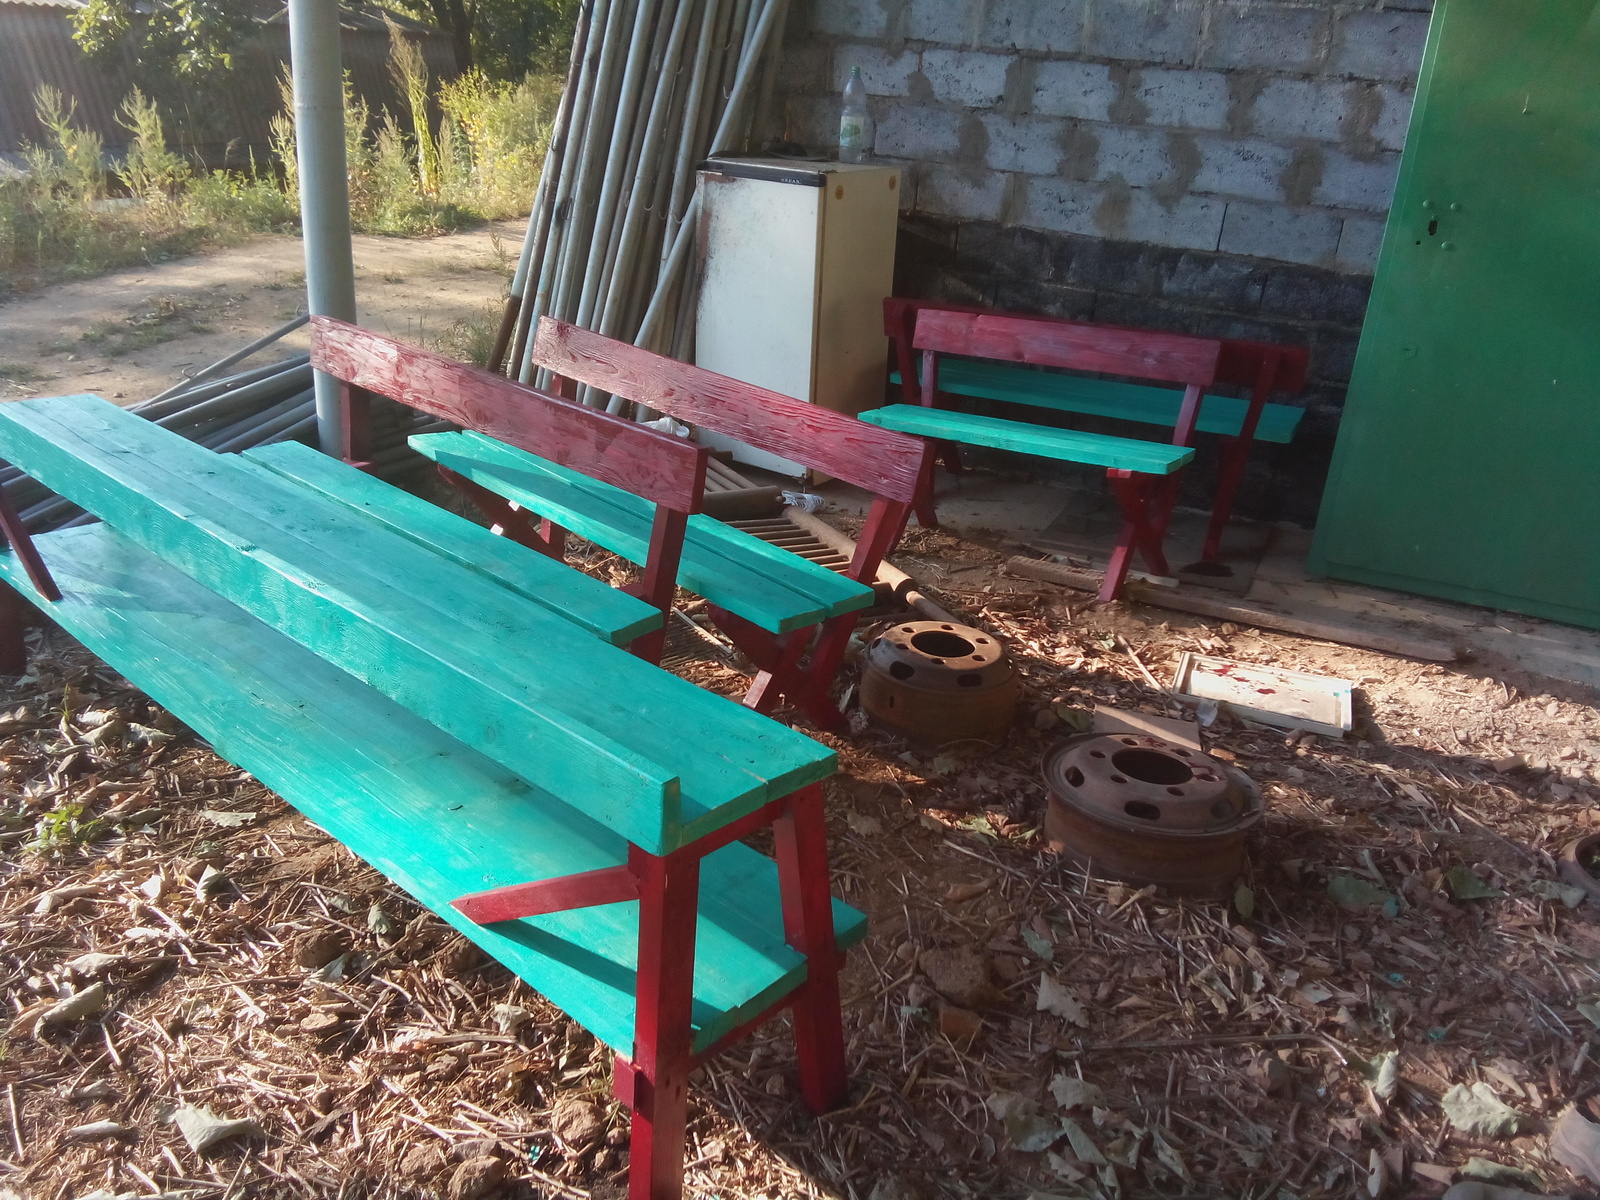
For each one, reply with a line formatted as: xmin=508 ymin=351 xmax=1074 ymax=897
xmin=2 ymin=315 xmax=449 ymax=532
xmin=490 ymin=0 xmax=791 ymax=412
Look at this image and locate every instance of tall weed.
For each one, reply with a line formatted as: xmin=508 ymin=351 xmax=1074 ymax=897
xmin=0 ymin=39 xmax=557 ymax=294
xmin=117 ymin=89 xmax=190 ymax=207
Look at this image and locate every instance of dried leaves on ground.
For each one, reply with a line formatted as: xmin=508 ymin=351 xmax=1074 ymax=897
xmin=3 ymin=518 xmax=1600 ymax=1200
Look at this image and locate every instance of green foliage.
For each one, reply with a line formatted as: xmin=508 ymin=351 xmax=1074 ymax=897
xmin=1 ymin=27 xmax=558 ymax=293
xmin=387 ymin=19 xmax=441 ymax=196
xmin=73 ymin=0 xmax=256 ymax=79
xmin=387 ymin=0 xmax=582 ymax=80
xmin=436 ymin=70 xmax=558 ymax=216
xmin=27 ymin=87 xmax=105 ymax=203
xmin=116 ymin=89 xmax=190 ymax=206
xmin=27 ymin=800 xmax=104 ymax=854
xmin=0 ymin=85 xmax=289 ymax=295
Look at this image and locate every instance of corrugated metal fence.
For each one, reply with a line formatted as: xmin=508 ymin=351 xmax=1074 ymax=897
xmin=0 ymin=1 xmax=457 ymax=169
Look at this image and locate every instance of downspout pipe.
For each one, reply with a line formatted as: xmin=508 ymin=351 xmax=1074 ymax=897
xmin=287 ymin=0 xmax=358 ymax=457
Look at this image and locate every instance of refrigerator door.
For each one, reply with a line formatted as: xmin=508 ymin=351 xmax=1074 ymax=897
xmin=695 ymin=170 xmax=824 ymax=476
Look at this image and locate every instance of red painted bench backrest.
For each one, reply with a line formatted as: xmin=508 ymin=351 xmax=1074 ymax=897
xmin=913 ymin=308 xmax=1223 ymax=387
xmin=529 ymin=318 xmax=928 ymax=506
xmin=884 ymin=297 xmax=1310 ymax=396
xmin=312 ymin=316 xmax=706 ymax=514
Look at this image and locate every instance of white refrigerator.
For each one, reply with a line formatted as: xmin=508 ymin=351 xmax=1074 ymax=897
xmin=693 ymin=157 xmax=901 ymax=479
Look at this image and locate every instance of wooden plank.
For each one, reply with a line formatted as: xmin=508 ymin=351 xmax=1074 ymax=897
xmin=914 ymin=309 xmax=1223 ymax=386
xmin=858 ymin=405 xmax=1195 ymax=475
xmin=892 ymin=361 xmax=1305 ymax=444
xmin=0 ymin=395 xmax=835 ymax=853
xmin=311 ymin=317 xmax=708 ymax=514
xmin=1003 ymin=556 xmax=1463 ymax=661
xmin=530 ymin=318 xmax=928 ymax=504
xmin=0 ymin=523 xmax=866 ymax=1054
xmin=242 ymin=441 xmax=662 ymax=646
xmin=414 ymin=431 xmax=875 ymax=634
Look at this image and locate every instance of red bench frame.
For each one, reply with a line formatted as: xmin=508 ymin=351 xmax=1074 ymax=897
xmin=526 ymin=317 xmax=930 ymax=732
xmin=315 ymin=317 xmax=706 ymax=665
xmin=884 ymin=297 xmax=1309 ymax=569
xmin=906 ymin=307 xmax=1228 ymax=603
xmin=311 ymin=318 xmax=851 ymax=1200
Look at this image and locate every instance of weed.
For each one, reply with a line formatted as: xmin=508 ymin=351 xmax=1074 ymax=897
xmin=117 ymin=89 xmax=189 ymax=207
xmin=80 ymin=296 xmax=201 ymax=356
xmin=28 ymin=800 xmax=104 ymax=854
xmin=1 ymin=36 xmax=558 ymax=294
xmin=428 ymin=300 xmax=504 ymax=368
xmin=0 ymin=362 xmax=50 ymax=384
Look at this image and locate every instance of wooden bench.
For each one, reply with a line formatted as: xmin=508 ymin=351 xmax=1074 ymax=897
xmin=404 ymin=316 xmax=930 ymax=731
xmin=0 ymin=388 xmax=861 ymax=1200
xmin=881 ymin=297 xmax=1309 ymax=571
xmin=862 ymin=307 xmax=1229 ymax=602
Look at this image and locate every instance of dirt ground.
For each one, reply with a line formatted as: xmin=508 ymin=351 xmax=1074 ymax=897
xmin=0 ymin=220 xmax=528 ymax=404
xmin=3 ymin=232 xmax=1600 ymax=1200
xmin=1 ymin=492 xmax=1599 ymax=1200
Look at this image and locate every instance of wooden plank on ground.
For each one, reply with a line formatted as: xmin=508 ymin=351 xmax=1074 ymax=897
xmin=0 ymin=395 xmax=835 ymax=852
xmin=0 ymin=523 xmax=866 ymax=1054
xmin=1004 ymin=556 xmax=1463 ymax=661
xmin=858 ymin=405 xmax=1195 ymax=475
xmin=242 ymin=441 xmax=661 ymax=647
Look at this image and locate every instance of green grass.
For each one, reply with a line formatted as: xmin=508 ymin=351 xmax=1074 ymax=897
xmin=2 ymin=45 xmax=557 ymax=296
xmin=0 ymin=362 xmax=51 ymax=384
xmin=78 ymin=296 xmax=210 ymax=357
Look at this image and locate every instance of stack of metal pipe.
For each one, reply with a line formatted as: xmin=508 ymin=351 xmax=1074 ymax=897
xmin=2 ymin=315 xmax=449 ymax=532
xmin=493 ymin=0 xmax=791 ymax=410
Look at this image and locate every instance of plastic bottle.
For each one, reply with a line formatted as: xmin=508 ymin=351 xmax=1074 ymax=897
xmin=839 ymin=66 xmax=872 ymax=164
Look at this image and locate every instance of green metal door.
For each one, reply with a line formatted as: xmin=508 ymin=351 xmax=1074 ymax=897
xmin=1307 ymin=0 xmax=1600 ymax=630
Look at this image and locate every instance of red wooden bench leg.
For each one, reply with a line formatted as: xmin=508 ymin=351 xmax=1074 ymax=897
xmin=912 ymin=451 xmax=940 ymax=529
xmin=938 ymin=440 xmax=965 ymax=476
xmin=708 ymin=607 xmax=846 ymax=730
xmin=0 ymin=583 xmax=26 ymax=677
xmin=1199 ymin=437 xmax=1250 ymax=565
xmin=743 ymin=628 xmax=811 ymax=714
xmin=773 ymin=784 xmax=848 ymax=1113
xmin=1101 ymin=471 xmax=1177 ymax=603
xmin=436 ymin=466 xmax=558 ymax=555
xmin=625 ymin=844 xmax=700 ymax=1200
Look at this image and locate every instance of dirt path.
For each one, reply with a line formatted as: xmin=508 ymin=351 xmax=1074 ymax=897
xmin=0 ymin=218 xmax=528 ymax=402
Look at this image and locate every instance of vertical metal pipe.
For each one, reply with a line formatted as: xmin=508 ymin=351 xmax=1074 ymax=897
xmin=574 ymin=0 xmax=663 ymax=333
xmin=598 ymin=0 xmax=695 ymax=342
xmin=660 ymin=0 xmax=725 ymax=266
xmin=520 ymin=0 xmax=613 ymax=382
xmin=287 ymin=0 xmax=357 ymax=456
xmin=502 ymin=0 xmax=595 ymax=374
xmin=539 ymin=0 xmax=635 ymax=371
xmin=634 ymin=0 xmax=785 ymax=350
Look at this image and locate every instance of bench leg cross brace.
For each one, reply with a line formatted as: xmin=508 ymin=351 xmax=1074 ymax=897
xmin=1100 ymin=470 xmax=1182 ymax=604
xmin=447 ymin=783 xmax=848 ymax=1200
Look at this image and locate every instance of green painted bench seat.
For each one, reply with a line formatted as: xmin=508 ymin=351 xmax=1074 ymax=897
xmin=890 ymin=357 xmax=1305 ymax=444
xmin=0 ymin=523 xmax=866 ymax=1055
xmin=241 ymin=440 xmax=661 ymax=647
xmin=857 ymin=404 xmax=1196 ymax=475
xmin=0 ymin=395 xmax=835 ymax=855
xmin=410 ymin=430 xmax=876 ymax=635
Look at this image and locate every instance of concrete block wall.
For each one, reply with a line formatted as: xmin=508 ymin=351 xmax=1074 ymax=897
xmin=765 ymin=0 xmax=1434 ymax=525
